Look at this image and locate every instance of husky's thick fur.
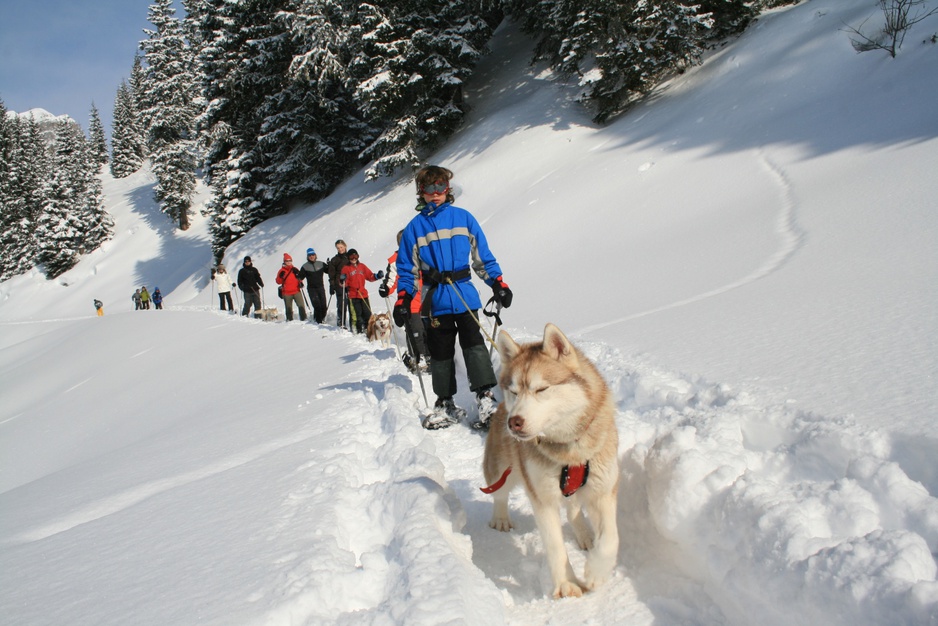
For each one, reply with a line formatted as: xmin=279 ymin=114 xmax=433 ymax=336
xmin=482 ymin=323 xmax=619 ymax=598
xmin=366 ymin=312 xmax=392 ymax=347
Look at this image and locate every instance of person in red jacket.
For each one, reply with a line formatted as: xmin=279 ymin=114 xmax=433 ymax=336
xmin=275 ymin=253 xmax=308 ymax=322
xmin=379 ymin=230 xmax=430 ymax=372
xmin=340 ymin=249 xmax=383 ymax=334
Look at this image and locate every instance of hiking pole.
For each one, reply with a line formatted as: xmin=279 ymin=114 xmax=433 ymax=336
xmin=384 ymin=297 xmax=405 ymax=362
xmin=386 ymin=296 xmax=429 ymax=408
xmin=483 ymin=298 xmax=504 ymax=358
xmin=301 ymin=289 xmax=312 ymax=320
xmin=443 ymin=278 xmax=499 ymax=350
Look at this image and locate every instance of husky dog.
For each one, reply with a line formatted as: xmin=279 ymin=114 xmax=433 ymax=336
xmin=482 ymin=323 xmax=619 ymax=599
xmin=367 ymin=312 xmax=393 ymax=348
xmin=254 ymin=307 xmax=281 ymax=322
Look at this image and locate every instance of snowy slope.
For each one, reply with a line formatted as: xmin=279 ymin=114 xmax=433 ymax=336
xmin=1 ymin=2 xmax=937 ymax=624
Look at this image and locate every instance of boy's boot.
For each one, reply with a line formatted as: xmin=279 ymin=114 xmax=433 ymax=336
xmin=472 ymin=386 xmax=498 ymax=431
xmin=424 ymin=397 xmax=465 ymax=430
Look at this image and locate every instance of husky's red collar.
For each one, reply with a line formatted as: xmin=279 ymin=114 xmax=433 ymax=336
xmin=480 ymin=461 xmax=590 ymax=496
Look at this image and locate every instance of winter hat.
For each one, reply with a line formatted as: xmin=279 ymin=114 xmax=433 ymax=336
xmin=244 ymin=255 xmax=252 ymax=262
xmin=283 ymin=253 xmax=293 ymax=262
xmin=347 ymin=248 xmax=359 ymax=258
xmin=307 ymin=247 xmax=316 ymax=256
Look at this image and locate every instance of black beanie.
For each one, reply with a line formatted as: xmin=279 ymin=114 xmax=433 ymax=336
xmin=244 ymin=256 xmax=252 ymax=262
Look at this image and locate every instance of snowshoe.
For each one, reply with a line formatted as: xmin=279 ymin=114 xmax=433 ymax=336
xmin=422 ymin=397 xmax=465 ymax=430
xmin=471 ymin=388 xmax=498 ymax=431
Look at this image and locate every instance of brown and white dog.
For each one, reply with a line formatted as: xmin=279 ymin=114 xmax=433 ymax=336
xmin=482 ymin=323 xmax=620 ymax=599
xmin=366 ymin=312 xmax=393 ymax=348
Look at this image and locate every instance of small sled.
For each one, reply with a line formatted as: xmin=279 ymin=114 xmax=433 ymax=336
xmin=254 ymin=307 xmax=281 ymax=322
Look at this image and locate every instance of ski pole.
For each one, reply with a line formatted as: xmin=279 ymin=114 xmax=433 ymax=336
xmin=444 ymin=278 xmax=499 ymax=350
xmin=485 ymin=300 xmax=503 ymax=358
xmin=387 ymin=297 xmax=429 ymax=408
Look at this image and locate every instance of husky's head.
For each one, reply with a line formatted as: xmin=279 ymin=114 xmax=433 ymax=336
xmin=496 ymin=324 xmax=592 ymax=442
xmin=374 ymin=313 xmax=391 ymax=331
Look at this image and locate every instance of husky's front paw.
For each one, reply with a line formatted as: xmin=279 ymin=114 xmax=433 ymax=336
xmin=489 ymin=515 xmax=514 ymax=532
xmin=583 ymin=560 xmax=613 ymax=590
xmin=552 ymin=580 xmax=585 ymax=599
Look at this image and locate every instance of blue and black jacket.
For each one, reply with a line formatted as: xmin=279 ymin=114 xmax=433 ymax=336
xmin=397 ymin=201 xmax=503 ymax=316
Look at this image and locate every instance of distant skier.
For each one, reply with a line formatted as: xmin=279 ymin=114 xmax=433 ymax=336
xmin=152 ymin=288 xmax=163 ymax=310
xmin=132 ymin=289 xmax=142 ymax=310
xmin=93 ymin=299 xmax=104 ymax=317
xmin=140 ymin=286 xmax=151 ymax=310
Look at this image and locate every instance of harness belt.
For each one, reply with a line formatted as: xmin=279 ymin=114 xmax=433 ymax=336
xmin=420 ymin=267 xmax=472 ymax=316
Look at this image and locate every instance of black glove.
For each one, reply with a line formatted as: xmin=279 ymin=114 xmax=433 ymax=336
xmin=493 ymin=276 xmax=512 ymax=308
xmin=329 ymin=285 xmax=335 ymax=295
xmin=393 ymin=292 xmax=412 ymax=327
xmin=374 ymin=270 xmax=384 ymax=280
xmin=378 ymin=284 xmax=390 ymax=299
xmin=339 ymin=274 xmax=346 ymax=283
xmin=211 ymin=269 xmax=216 ymax=279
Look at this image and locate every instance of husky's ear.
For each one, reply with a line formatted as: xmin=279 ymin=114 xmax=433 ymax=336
xmin=496 ymin=329 xmax=520 ymax=364
xmin=542 ymin=323 xmax=578 ymax=368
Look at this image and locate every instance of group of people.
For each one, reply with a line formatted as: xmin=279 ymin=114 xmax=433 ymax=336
xmin=131 ymin=286 xmax=163 ymax=310
xmin=211 ymin=165 xmax=512 ymax=430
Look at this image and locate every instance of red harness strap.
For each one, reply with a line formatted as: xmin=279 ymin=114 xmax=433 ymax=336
xmin=480 ymin=466 xmax=512 ymax=494
xmin=560 ymin=462 xmax=590 ymax=497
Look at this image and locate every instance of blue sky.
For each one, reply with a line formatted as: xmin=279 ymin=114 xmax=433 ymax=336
xmin=0 ymin=1 xmax=171 ymax=136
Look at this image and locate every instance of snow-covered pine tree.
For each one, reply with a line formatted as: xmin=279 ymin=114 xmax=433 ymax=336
xmin=504 ymin=0 xmax=713 ymax=123
xmin=260 ymin=0 xmax=369 ymax=201
xmin=140 ymin=0 xmax=199 ymax=230
xmin=111 ymin=80 xmax=146 ymax=177
xmin=0 ymin=111 xmax=52 ymax=280
xmin=88 ymin=103 xmax=109 ymax=167
xmin=191 ymin=0 xmax=290 ymax=251
xmin=352 ymin=0 xmax=501 ymax=179
xmin=36 ymin=120 xmax=92 ymax=278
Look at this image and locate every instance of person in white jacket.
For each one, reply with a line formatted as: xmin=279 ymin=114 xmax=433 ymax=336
xmin=212 ymin=264 xmax=235 ymax=312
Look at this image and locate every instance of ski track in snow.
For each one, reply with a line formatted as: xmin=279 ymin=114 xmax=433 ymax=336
xmin=579 ymin=149 xmax=805 ymax=334
xmin=117 ymin=312 xmax=928 ymax=623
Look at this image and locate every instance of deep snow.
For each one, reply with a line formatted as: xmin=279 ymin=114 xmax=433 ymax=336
xmin=1 ymin=2 xmax=937 ymax=624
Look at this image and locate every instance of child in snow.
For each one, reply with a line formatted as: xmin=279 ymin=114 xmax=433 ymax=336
xmin=94 ymin=299 xmax=104 ymax=316
xmin=395 ymin=165 xmax=512 ymax=430
xmin=275 ymin=253 xmax=307 ymax=322
xmin=340 ymin=249 xmax=383 ymax=334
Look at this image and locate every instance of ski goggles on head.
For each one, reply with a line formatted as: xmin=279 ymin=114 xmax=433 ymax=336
xmin=420 ymin=181 xmax=449 ymax=195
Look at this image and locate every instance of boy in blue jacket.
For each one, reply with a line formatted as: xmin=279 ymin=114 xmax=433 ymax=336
xmin=395 ymin=165 xmax=513 ymax=430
